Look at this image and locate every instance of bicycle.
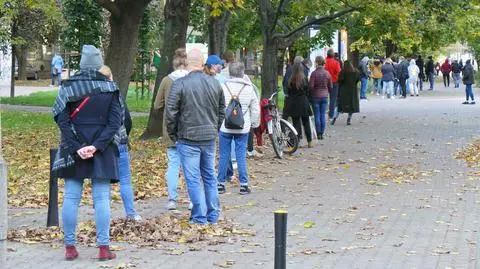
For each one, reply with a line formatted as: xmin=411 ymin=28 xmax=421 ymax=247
xmin=264 ymin=91 xmax=299 ymax=158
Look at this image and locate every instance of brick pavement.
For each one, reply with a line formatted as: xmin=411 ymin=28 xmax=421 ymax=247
xmin=4 ymin=84 xmax=480 ymax=269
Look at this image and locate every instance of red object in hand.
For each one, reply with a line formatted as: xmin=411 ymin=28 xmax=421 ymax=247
xmin=69 ymin=96 xmax=91 ymax=120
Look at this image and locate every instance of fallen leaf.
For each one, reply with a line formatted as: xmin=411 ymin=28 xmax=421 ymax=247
xmin=303 ymin=221 xmax=315 ymax=228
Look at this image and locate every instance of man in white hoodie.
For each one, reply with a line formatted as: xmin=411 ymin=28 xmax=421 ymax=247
xmin=217 ymin=62 xmax=260 ymax=195
xmin=408 ymin=59 xmax=420 ymax=96
xmin=153 ymin=48 xmax=189 ymax=210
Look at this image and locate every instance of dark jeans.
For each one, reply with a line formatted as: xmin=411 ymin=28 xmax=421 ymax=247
xmin=360 ymin=76 xmax=368 ymax=99
xmin=51 ymin=73 xmax=61 ymax=86
xmin=292 ymin=116 xmax=312 ymax=142
xmin=247 ymin=129 xmax=254 ymax=152
xmin=443 ymin=73 xmax=450 ymax=87
xmin=328 ymin=83 xmax=339 ymax=118
xmin=466 ymin=84 xmax=475 ymax=101
xmin=428 ymin=72 xmax=434 ymax=89
xmin=399 ymin=78 xmax=407 ymax=97
xmin=312 ymin=97 xmax=328 ymax=135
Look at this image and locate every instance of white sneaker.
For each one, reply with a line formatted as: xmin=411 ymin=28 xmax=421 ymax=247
xmin=188 ymin=202 xmax=193 ymax=210
xmin=391 ymin=96 xmax=395 ymax=99
xmin=127 ymin=214 xmax=143 ymax=222
xmin=382 ymin=95 xmax=385 ymax=99
xmin=232 ymin=162 xmax=238 ymax=170
xmin=166 ymin=200 xmax=177 ymax=210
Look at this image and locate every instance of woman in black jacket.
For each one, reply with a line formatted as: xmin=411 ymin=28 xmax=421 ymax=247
xmin=52 ymin=45 xmax=123 ymax=261
xmin=284 ymin=62 xmax=313 ymax=148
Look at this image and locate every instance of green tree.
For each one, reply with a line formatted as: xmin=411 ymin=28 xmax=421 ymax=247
xmin=61 ymin=0 xmax=104 ymax=69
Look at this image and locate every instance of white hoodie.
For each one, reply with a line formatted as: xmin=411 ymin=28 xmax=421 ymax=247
xmin=408 ymin=59 xmax=419 ymax=79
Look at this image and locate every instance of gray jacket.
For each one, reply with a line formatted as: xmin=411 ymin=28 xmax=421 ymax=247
xmin=381 ymin=63 xmax=396 ymax=82
xmin=359 ymin=61 xmax=370 ymax=78
xmin=167 ymin=71 xmax=226 ymax=144
xmin=462 ymin=64 xmax=475 ymax=85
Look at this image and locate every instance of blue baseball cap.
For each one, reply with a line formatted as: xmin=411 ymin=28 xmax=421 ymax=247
xmin=205 ymin=55 xmax=224 ymax=66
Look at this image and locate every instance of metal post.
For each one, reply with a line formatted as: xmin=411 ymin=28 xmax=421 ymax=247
xmin=274 ymin=210 xmax=288 ymax=269
xmin=47 ymin=149 xmax=59 ymax=227
xmin=0 ymin=157 xmax=8 ymax=267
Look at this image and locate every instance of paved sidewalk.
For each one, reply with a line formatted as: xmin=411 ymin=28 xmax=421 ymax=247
xmin=5 ymin=83 xmax=480 ymax=269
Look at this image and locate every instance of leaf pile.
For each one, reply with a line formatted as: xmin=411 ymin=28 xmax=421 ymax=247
xmin=456 ymin=139 xmax=480 ymax=167
xmin=7 ymin=213 xmax=256 ymax=247
xmin=371 ymin=163 xmax=434 ymax=184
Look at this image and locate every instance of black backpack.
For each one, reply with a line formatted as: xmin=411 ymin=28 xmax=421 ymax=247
xmin=224 ymin=83 xmax=247 ymax=130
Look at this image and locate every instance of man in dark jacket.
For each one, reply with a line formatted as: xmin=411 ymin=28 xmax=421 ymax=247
xmin=167 ymin=48 xmax=226 ymax=225
xmin=462 ymin=60 xmax=475 ymax=105
xmin=397 ymin=56 xmax=410 ymax=98
xmin=426 ymin=56 xmax=435 ymax=90
xmin=451 ymin=60 xmax=462 ymax=88
xmin=416 ymin=55 xmax=425 ymax=90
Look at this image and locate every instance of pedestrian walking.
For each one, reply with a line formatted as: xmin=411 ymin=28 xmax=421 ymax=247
xmin=167 ymin=49 xmax=225 ymax=224
xmin=98 ymin=65 xmax=142 ymax=221
xmin=370 ymin=60 xmax=382 ymax=95
xmin=217 ymin=62 xmax=260 ymax=195
xmin=50 ymin=52 xmax=64 ymax=86
xmin=283 ymin=56 xmax=304 ymax=99
xmin=52 ymin=45 xmax=124 ymax=261
xmin=416 ymin=55 xmax=425 ymax=91
xmin=153 ymin=48 xmax=190 ymax=211
xmin=331 ymin=60 xmax=360 ymax=126
xmin=325 ymin=49 xmax=342 ymax=118
xmin=381 ymin=58 xmax=395 ymax=99
xmin=358 ymin=56 xmax=370 ymax=100
xmin=462 ymin=59 xmax=475 ymax=105
xmin=397 ymin=56 xmax=409 ymax=98
xmin=426 ymin=56 xmax=435 ymax=90
xmin=451 ymin=60 xmax=462 ymax=88
xmin=309 ymin=56 xmax=332 ymax=140
xmin=408 ymin=59 xmax=420 ymax=96
xmin=441 ymin=59 xmax=452 ymax=87
xmin=284 ymin=62 xmax=313 ymax=148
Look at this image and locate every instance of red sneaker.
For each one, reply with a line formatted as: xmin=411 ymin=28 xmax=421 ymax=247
xmin=65 ymin=245 xmax=79 ymax=261
xmin=98 ymin=245 xmax=116 ymax=261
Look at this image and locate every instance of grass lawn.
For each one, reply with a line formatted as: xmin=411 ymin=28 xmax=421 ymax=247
xmin=1 ymin=109 xmax=167 ymax=208
xmin=0 ymin=86 xmax=152 ymax=113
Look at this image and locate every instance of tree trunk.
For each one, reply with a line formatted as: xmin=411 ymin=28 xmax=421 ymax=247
xmin=141 ymin=0 xmax=191 ymax=139
xmin=15 ymin=47 xmax=27 ymax=81
xmin=10 ymin=45 xmax=15 ymax=98
xmin=277 ymin=48 xmax=285 ymax=77
xmin=104 ymin=3 xmax=150 ymax=97
xmin=208 ymin=10 xmax=231 ymax=56
xmin=261 ymin=38 xmax=278 ymax=99
xmin=384 ymin=39 xmax=396 ymax=58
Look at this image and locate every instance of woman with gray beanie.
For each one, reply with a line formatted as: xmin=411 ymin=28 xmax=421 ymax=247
xmin=52 ymin=45 xmax=122 ymax=261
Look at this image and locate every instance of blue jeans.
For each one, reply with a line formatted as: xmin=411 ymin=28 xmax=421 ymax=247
xmin=328 ymin=83 xmax=339 ymax=118
xmin=372 ymin=78 xmax=381 ymax=94
xmin=217 ymin=132 xmax=249 ymax=185
xmin=428 ymin=72 xmax=434 ymax=89
xmin=63 ymin=178 xmax=111 ymax=246
xmin=383 ymin=81 xmax=394 ymax=97
xmin=226 ymin=142 xmax=236 ymax=179
xmin=312 ymin=97 xmax=328 ymax=135
xmin=454 ymin=73 xmax=461 ymax=88
xmin=166 ymin=147 xmax=182 ymax=201
xmin=466 ymin=84 xmax=474 ymax=101
xmin=360 ymin=76 xmax=368 ymax=99
xmin=394 ymin=79 xmax=399 ymax=95
xmin=177 ymin=141 xmax=219 ymax=224
xmin=51 ymin=72 xmax=61 ymax=86
xmin=118 ymin=144 xmax=137 ymax=218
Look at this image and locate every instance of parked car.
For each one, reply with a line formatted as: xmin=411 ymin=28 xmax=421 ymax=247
xmin=14 ymin=64 xmax=39 ymax=80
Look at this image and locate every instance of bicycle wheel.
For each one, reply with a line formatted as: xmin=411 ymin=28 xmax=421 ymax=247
xmin=280 ymin=119 xmax=298 ymax=155
xmin=269 ymin=119 xmax=284 ymax=158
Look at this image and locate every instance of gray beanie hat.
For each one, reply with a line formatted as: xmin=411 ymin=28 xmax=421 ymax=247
xmin=79 ymin=45 xmax=103 ymax=70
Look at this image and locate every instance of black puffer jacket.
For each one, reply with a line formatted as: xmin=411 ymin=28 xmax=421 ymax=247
xmin=462 ymin=63 xmax=475 ymax=85
xmin=167 ymin=70 xmax=226 ymax=144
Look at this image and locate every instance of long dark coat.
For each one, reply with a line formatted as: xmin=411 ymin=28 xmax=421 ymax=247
xmin=55 ymin=92 xmax=122 ymax=181
xmin=337 ymin=70 xmax=360 ymax=114
xmin=283 ymin=78 xmax=312 ymax=118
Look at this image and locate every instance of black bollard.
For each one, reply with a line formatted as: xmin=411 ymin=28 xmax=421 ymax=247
xmin=274 ymin=210 xmax=288 ymax=269
xmin=47 ymin=149 xmax=59 ymax=227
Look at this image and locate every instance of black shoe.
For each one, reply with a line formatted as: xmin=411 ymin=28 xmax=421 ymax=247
xmin=462 ymin=101 xmax=469 ymax=105
xmin=218 ymin=184 xmax=226 ymax=194
xmin=239 ymin=185 xmax=251 ymax=195
xmin=347 ymin=119 xmax=351 ymax=125
xmin=331 ymin=118 xmax=336 ymax=125
xmin=470 ymin=101 xmax=476 ymax=105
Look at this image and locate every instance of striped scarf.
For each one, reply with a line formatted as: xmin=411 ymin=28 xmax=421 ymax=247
xmin=51 ymin=69 xmax=127 ymax=172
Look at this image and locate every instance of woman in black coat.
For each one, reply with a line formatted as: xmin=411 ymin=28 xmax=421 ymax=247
xmin=284 ymin=62 xmax=313 ymax=148
xmin=332 ymin=60 xmax=360 ymax=126
xmin=52 ymin=45 xmax=122 ymax=262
